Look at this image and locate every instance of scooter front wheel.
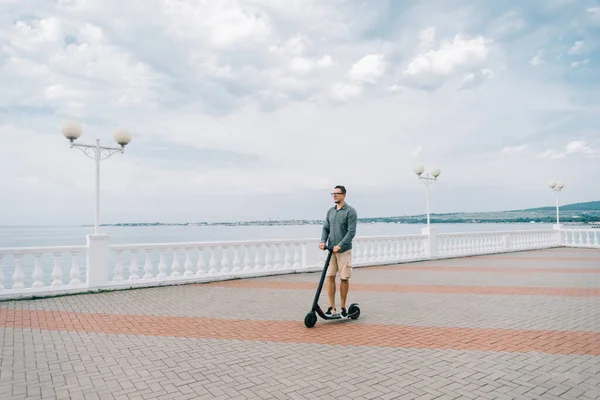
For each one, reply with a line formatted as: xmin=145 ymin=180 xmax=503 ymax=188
xmin=304 ymin=311 xmax=317 ymax=328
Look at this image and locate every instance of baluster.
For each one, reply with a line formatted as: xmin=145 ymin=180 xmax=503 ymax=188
xmin=383 ymin=240 xmax=390 ymax=261
xmin=386 ymin=240 xmax=393 ymax=262
xmin=361 ymin=240 xmax=371 ymax=263
xmin=208 ymin=246 xmax=219 ymax=274
xmin=184 ymin=248 xmax=194 ymax=276
xmin=171 ymin=248 xmax=182 ymax=277
xmin=293 ymin=243 xmax=301 ymax=269
xmin=265 ymin=244 xmax=274 ymax=270
xmin=243 ymin=245 xmax=253 ymax=272
xmin=69 ymin=251 xmax=81 ymax=286
xmin=273 ymin=244 xmax=283 ymax=270
xmin=232 ymin=246 xmax=242 ymax=273
xmin=220 ymin=246 xmax=231 ymax=274
xmin=376 ymin=241 xmax=383 ymax=260
xmin=13 ymin=254 xmax=25 ymax=289
xmin=397 ymin=240 xmax=405 ymax=259
xmin=0 ymin=255 xmax=4 ymax=290
xmin=143 ymin=249 xmax=154 ymax=279
xmin=352 ymin=241 xmax=360 ymax=263
xmin=196 ymin=246 xmax=206 ymax=275
xmin=594 ymin=232 xmax=599 ymax=246
xmin=129 ymin=250 xmax=139 ymax=281
xmin=51 ymin=252 xmax=62 ymax=287
xmin=113 ymin=250 xmax=124 ymax=281
xmin=254 ymin=244 xmax=263 ymax=271
xmin=32 ymin=253 xmax=44 ymax=288
xmin=367 ymin=240 xmax=374 ymax=262
xmin=284 ymin=244 xmax=292 ymax=269
xmin=585 ymin=231 xmax=591 ymax=246
xmin=157 ymin=249 xmax=167 ymax=279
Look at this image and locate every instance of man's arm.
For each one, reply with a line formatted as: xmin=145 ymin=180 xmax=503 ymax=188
xmin=337 ymin=208 xmax=357 ymax=250
xmin=320 ymin=208 xmax=330 ymax=244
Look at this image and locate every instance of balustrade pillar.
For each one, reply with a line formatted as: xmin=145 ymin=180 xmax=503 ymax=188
xmin=421 ymin=227 xmax=438 ymax=258
xmin=86 ymin=234 xmax=110 ymax=288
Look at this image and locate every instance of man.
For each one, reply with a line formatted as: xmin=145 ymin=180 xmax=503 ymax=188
xmin=319 ymin=185 xmax=358 ymax=318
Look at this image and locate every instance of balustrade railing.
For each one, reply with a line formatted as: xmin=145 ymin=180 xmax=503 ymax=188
xmin=0 ymin=246 xmax=87 ymax=294
xmin=561 ymin=229 xmax=600 ymax=247
xmin=0 ymin=226 xmax=596 ymax=300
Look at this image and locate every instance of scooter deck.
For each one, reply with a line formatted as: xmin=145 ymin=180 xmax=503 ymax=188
xmin=315 ymin=304 xmax=359 ymax=320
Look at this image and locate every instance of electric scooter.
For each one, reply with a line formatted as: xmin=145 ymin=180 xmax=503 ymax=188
xmin=304 ymin=246 xmax=360 ymax=328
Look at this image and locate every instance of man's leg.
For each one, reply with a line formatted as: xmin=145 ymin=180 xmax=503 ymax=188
xmin=339 ymin=250 xmax=352 ymax=317
xmin=340 ymin=279 xmax=349 ymax=310
xmin=328 ymin=276 xmax=336 ymax=311
xmin=326 ymin=253 xmax=339 ymax=315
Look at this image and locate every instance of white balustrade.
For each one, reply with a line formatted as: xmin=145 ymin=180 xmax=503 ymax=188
xmin=436 ymin=229 xmax=558 ymax=256
xmin=0 ymin=246 xmax=87 ymax=297
xmin=561 ymin=229 xmax=600 ymax=248
xmin=106 ymin=239 xmax=318 ymax=283
xmin=1 ymin=226 xmax=598 ymax=300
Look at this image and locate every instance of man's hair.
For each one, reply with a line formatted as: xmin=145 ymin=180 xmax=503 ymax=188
xmin=334 ymin=185 xmax=346 ymax=194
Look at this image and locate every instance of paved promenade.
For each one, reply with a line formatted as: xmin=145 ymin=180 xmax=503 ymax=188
xmin=1 ymin=247 xmax=599 ymax=399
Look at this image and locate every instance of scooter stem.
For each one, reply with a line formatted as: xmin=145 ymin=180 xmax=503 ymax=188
xmin=312 ymin=249 xmax=333 ymax=311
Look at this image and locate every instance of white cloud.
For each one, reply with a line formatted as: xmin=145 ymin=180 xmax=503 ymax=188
xmin=460 ymin=68 xmax=494 ymax=89
xmin=530 ymin=49 xmax=545 ymax=66
xmin=539 ymin=140 xmax=596 ymax=159
xmin=289 ymin=54 xmax=333 ymax=75
xmin=568 ymin=40 xmax=587 ymax=54
xmin=418 ymin=27 xmax=436 ymax=51
xmin=404 ymin=34 xmax=491 ymax=77
xmin=501 ymin=145 xmax=530 ymax=156
xmin=587 ymin=6 xmax=600 ymax=17
xmin=348 ymin=54 xmax=387 ymax=84
xmin=572 ymin=59 xmax=590 ymax=68
xmin=161 ymin=0 xmax=274 ymax=49
xmin=331 ymin=83 xmax=363 ymax=101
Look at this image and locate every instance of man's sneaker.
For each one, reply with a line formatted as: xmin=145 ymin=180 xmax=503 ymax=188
xmin=325 ymin=307 xmax=335 ymax=316
xmin=340 ymin=308 xmax=348 ymax=319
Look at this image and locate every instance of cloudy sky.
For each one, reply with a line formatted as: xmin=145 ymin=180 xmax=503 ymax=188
xmin=1 ymin=0 xmax=599 ymax=226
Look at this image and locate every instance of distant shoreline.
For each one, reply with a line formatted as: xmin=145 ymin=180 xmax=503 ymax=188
xmin=80 ymin=219 xmax=599 ymax=228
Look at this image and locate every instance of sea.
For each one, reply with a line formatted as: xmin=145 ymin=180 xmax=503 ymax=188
xmin=0 ymin=222 xmax=557 ymax=248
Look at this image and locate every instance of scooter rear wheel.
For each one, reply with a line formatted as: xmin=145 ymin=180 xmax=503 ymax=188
xmin=304 ymin=311 xmax=317 ymax=328
xmin=348 ymin=304 xmax=360 ymax=320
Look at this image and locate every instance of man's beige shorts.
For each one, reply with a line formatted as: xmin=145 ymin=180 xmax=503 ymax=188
xmin=326 ymin=250 xmax=352 ymax=280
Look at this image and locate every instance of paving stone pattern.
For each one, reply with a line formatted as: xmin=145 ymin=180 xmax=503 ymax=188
xmin=0 ymin=248 xmax=599 ymax=399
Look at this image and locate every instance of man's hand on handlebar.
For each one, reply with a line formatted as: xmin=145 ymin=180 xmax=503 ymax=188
xmin=319 ymin=243 xmax=341 ymax=253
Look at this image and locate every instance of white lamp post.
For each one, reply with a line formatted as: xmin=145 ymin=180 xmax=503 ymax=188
xmin=548 ymin=180 xmax=565 ymax=226
xmin=62 ymin=121 xmax=133 ymax=234
xmin=414 ymin=165 xmax=441 ymax=231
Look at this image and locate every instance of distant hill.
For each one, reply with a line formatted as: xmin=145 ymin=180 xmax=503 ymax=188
xmin=94 ymin=200 xmax=600 ymax=227
xmin=524 ymin=201 xmax=600 ymax=212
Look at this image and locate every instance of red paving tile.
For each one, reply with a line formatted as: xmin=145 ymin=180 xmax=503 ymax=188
xmin=200 ymin=280 xmax=600 ymax=296
xmin=1 ymin=308 xmax=598 ymax=356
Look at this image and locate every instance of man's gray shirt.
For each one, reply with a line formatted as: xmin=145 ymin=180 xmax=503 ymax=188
xmin=320 ymin=203 xmax=358 ymax=253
